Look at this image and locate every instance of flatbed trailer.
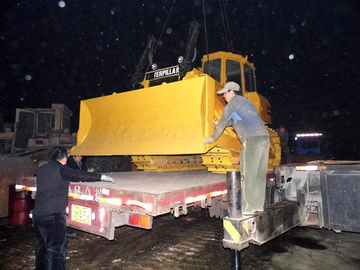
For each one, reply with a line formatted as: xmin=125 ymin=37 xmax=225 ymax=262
xmin=16 ymin=161 xmax=360 ymax=251
xmin=16 ymin=170 xmax=227 ymax=240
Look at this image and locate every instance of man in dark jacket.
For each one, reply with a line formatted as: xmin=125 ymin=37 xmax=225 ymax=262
xmin=67 ymin=155 xmax=84 ymax=170
xmin=204 ymin=82 xmax=269 ymax=214
xmin=32 ymin=147 xmax=114 ymax=270
xmin=65 ymin=155 xmax=84 ymax=238
xmin=276 ymin=125 xmax=292 ymax=164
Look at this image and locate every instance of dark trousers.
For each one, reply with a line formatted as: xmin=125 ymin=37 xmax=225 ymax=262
xmin=33 ymin=213 xmax=67 ymax=270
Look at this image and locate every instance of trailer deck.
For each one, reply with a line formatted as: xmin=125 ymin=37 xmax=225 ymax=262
xmin=84 ymin=170 xmax=226 ymax=194
xmin=18 ymin=170 xmax=227 ymax=215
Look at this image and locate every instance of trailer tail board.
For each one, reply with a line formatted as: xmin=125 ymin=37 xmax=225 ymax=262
xmin=67 ymin=199 xmax=153 ymax=240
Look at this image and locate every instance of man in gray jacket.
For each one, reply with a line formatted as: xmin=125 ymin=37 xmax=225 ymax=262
xmin=204 ymin=82 xmax=269 ymax=214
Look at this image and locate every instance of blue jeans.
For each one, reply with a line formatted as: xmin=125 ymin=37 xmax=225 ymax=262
xmin=33 ymin=213 xmax=67 ymax=270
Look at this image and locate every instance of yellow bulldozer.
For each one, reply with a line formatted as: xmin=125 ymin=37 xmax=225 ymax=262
xmin=71 ymin=50 xmax=281 ymax=173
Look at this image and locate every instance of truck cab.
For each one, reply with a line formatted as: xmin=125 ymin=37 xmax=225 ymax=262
xmin=292 ymin=133 xmax=326 ymax=163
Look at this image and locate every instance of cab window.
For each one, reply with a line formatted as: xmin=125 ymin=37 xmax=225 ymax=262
xmin=62 ymin=114 xmax=70 ymax=131
xmin=226 ymin=60 xmax=242 ymax=94
xmin=244 ymin=64 xmax=257 ymax=92
xmin=203 ymin=59 xmax=221 ymax=82
xmin=38 ymin=113 xmax=54 ymax=135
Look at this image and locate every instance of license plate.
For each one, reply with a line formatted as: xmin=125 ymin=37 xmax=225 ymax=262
xmin=71 ymin=204 xmax=92 ymax=225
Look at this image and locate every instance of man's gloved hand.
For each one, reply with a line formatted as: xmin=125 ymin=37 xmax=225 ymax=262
xmin=204 ymin=137 xmax=215 ymax=145
xmin=101 ymin=175 xmax=115 ymax=183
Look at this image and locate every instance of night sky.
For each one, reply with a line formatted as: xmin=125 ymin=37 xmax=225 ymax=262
xmin=1 ymin=0 xmax=359 ymax=159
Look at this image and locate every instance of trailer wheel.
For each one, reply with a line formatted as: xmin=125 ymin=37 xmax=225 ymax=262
xmin=208 ymin=199 xmax=228 ymax=218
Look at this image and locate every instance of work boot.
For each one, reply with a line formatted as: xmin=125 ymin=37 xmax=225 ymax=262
xmin=66 ymin=227 xmax=76 ymax=238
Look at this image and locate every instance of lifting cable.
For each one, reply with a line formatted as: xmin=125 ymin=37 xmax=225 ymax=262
xmin=145 ymin=0 xmax=177 ymax=73
xmin=202 ymin=0 xmax=210 ymax=63
xmin=223 ymin=0 xmax=234 ymax=52
xmin=219 ymin=0 xmax=229 ymax=51
xmin=154 ymin=0 xmax=177 ymax=52
xmin=220 ymin=0 xmax=234 ymax=52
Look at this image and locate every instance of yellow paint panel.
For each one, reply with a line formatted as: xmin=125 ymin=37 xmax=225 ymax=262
xmin=243 ymin=222 xmax=249 ymax=234
xmin=223 ymin=219 xmax=241 ymax=242
xmin=71 ymin=75 xmax=216 ymax=156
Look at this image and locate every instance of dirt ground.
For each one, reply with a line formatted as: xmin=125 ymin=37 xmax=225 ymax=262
xmin=0 ymin=209 xmax=359 ymax=270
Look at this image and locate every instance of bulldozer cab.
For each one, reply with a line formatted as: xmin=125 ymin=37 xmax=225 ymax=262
xmin=141 ymin=51 xmax=271 ymax=124
xmin=201 ymin=51 xmax=271 ymax=124
xmin=13 ymin=104 xmax=74 ymax=153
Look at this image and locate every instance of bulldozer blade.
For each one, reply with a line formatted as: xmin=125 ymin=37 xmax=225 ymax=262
xmin=71 ymin=75 xmax=218 ymax=156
